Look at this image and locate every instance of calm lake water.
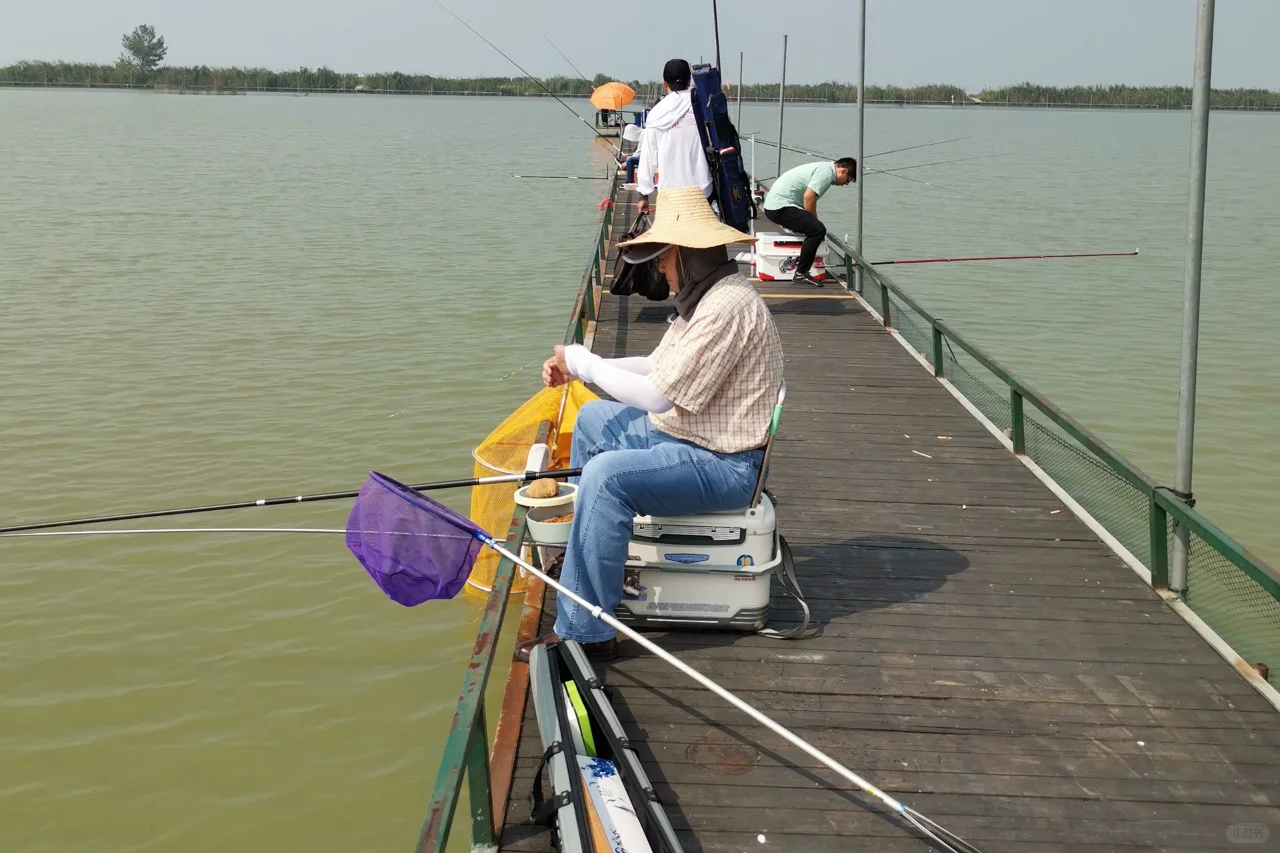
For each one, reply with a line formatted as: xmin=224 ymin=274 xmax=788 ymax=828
xmin=1 ymin=90 xmax=1277 ymax=851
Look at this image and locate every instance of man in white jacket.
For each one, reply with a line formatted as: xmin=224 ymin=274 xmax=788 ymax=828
xmin=635 ymin=59 xmax=712 ymax=215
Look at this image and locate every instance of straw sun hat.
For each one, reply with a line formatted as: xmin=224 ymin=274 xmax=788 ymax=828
xmin=618 ymin=186 xmax=755 ymax=263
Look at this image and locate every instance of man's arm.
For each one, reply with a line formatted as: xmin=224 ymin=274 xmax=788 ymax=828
xmin=803 ymin=188 xmax=819 ymax=215
xmin=636 ymin=129 xmax=657 ymax=208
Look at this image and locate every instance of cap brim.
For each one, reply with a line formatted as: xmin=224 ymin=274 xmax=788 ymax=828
xmin=621 ymin=242 xmax=671 ymax=264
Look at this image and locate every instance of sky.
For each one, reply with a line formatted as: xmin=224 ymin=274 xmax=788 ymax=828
xmin=3 ymin=0 xmax=1278 ymax=91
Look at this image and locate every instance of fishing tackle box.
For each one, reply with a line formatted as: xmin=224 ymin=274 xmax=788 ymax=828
xmin=527 ymin=640 xmax=684 ymax=853
xmin=753 ymin=231 xmax=828 ymax=282
xmin=614 ymin=495 xmax=784 ymax=631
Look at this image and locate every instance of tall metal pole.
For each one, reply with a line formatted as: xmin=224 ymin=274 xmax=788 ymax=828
xmin=737 ymin=51 xmax=744 ymax=128
xmin=776 ymin=35 xmax=788 ymax=179
xmin=855 ymin=0 xmax=867 ymax=293
xmin=1170 ymin=0 xmax=1216 ymax=594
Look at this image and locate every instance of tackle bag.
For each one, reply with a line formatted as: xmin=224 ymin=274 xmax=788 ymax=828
xmin=689 ymin=64 xmax=756 ymax=233
xmin=609 ymin=213 xmax=668 ymax=301
xmin=528 ymin=640 xmax=683 ymax=853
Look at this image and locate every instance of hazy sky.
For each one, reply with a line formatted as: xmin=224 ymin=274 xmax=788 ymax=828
xmin=4 ymin=0 xmax=1278 ymax=90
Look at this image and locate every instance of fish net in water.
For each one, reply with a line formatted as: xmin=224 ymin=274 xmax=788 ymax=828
xmin=467 ymin=381 xmax=597 ymax=594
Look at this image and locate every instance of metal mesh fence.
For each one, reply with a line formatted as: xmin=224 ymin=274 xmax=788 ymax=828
xmin=868 ymin=271 xmax=1278 ymax=679
xmin=1185 ymin=531 xmax=1280 ymax=670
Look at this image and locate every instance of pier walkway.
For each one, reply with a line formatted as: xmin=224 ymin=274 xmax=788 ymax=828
xmin=492 ymin=192 xmax=1280 ymax=852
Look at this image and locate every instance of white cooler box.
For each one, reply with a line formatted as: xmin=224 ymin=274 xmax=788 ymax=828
xmin=754 ymin=232 xmax=827 ymax=282
xmin=614 ymin=495 xmax=780 ymax=631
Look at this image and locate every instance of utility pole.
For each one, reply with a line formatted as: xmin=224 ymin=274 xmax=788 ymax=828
xmin=855 ymin=0 xmax=867 ymax=292
xmin=1170 ymin=0 xmax=1216 ymax=593
xmin=776 ymin=35 xmax=788 ymax=179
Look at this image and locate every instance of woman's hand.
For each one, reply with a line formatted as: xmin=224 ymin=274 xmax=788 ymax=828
xmin=542 ymin=345 xmax=571 ymax=387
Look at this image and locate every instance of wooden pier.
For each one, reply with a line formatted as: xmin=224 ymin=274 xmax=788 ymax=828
xmin=489 ymin=190 xmax=1280 ymax=852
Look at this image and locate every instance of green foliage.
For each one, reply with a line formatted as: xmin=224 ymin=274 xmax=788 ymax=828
xmin=120 ymin=24 xmax=167 ymax=74
xmin=2 ymin=59 xmax=1278 ymax=110
xmin=975 ymin=82 xmax=1280 ymax=109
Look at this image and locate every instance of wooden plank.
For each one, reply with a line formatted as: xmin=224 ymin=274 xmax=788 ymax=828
xmin=495 ymin=192 xmax=1280 ymax=853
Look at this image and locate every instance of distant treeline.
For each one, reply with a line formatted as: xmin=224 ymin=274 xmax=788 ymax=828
xmin=3 ymin=62 xmax=1279 ymax=109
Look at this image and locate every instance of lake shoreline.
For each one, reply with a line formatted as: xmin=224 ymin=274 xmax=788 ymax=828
xmin=4 ymin=81 xmax=1280 ymax=112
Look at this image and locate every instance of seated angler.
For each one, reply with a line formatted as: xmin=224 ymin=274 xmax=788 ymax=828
xmin=516 ymin=187 xmax=784 ymax=662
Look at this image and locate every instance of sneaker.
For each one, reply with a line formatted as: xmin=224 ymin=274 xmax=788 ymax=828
xmin=794 ymin=271 xmax=825 ymax=288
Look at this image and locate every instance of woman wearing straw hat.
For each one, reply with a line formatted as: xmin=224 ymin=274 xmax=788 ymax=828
xmin=519 ymin=186 xmax=784 ymax=662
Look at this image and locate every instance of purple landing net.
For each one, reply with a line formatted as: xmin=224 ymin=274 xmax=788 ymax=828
xmin=345 ymin=471 xmax=485 ymax=606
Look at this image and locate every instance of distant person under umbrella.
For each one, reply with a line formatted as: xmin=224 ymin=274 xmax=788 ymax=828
xmin=635 ymin=59 xmax=712 ymax=215
xmin=761 ymin=158 xmax=856 ymax=287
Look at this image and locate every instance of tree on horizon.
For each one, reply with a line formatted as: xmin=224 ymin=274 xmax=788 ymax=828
xmin=120 ymin=24 xmax=168 ymax=76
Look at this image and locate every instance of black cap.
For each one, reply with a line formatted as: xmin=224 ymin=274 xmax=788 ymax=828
xmin=662 ymin=59 xmax=692 ymax=91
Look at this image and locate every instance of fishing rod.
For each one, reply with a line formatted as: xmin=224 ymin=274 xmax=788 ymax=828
xmin=753 ymin=134 xmax=970 ymax=162
xmin=712 ymin=0 xmax=723 ymax=71
xmin=866 ymin=152 xmax=1011 ymax=175
xmin=511 ymin=174 xmax=608 ymax=180
xmin=873 ymin=249 xmax=1140 ymax=266
xmin=540 ymin=31 xmax=594 ymax=92
xmin=432 ymin=1 xmax=619 ymax=149
xmin=0 ymin=468 xmax=583 ymax=536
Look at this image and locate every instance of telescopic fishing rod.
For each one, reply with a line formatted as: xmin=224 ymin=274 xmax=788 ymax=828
xmin=872 ymin=249 xmax=1140 ymax=266
xmin=432 ymin=1 xmax=619 ymax=149
xmin=753 ymin=134 xmax=971 ymax=162
xmin=0 ymin=469 xmax=583 ymax=536
xmin=540 ymin=31 xmax=594 ymax=92
xmin=511 ymin=174 xmax=608 ymax=180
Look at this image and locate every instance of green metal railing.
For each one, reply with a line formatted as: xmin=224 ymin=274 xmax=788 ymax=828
xmin=564 ymin=176 xmax=620 ymax=347
xmin=419 ymin=174 xmax=619 ymax=852
xmin=826 ymin=234 xmax=1280 ymax=677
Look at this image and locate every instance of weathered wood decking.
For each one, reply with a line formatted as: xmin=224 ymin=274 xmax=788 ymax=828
xmin=495 ymin=192 xmax=1280 ymax=852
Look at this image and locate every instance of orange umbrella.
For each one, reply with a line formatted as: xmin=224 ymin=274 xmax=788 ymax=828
xmin=590 ymin=81 xmax=636 ymax=111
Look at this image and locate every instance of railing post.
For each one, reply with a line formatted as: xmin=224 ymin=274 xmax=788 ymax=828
xmin=932 ymin=323 xmax=944 ymax=377
xmin=466 ymin=707 xmax=497 ymax=851
xmin=1150 ymin=497 xmax=1171 ymax=590
xmin=879 ymin=281 xmax=892 ymax=329
xmin=1010 ymin=389 xmax=1026 ymax=455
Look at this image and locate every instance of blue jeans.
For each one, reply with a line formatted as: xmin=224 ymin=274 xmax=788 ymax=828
xmin=624 ymin=154 xmax=641 ymax=182
xmin=554 ymin=401 xmax=764 ymax=643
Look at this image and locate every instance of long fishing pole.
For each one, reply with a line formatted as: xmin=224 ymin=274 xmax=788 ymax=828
xmin=540 ymin=31 xmax=594 ymax=91
xmin=0 ymin=469 xmax=583 ymax=536
xmin=467 ymin=529 xmax=984 ymax=852
xmin=432 ymin=1 xmax=618 ymax=149
xmin=866 ymin=152 xmax=1011 ymax=176
xmin=712 ymin=0 xmax=723 ymax=71
xmin=873 ymin=249 xmax=1140 ymax=266
xmin=753 ymin=134 xmax=970 ymax=162
xmin=511 ymin=174 xmax=608 ymax=180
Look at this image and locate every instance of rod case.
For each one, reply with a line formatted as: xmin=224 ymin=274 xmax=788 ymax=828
xmin=528 ymin=641 xmax=684 ymax=853
xmin=689 ymin=63 xmax=756 ymax=232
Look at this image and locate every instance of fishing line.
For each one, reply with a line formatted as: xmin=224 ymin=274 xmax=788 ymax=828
xmin=872 ymin=249 xmax=1141 ymax=266
xmin=432 ymin=1 xmax=619 ymax=150
xmin=0 ymin=468 xmax=583 ymax=536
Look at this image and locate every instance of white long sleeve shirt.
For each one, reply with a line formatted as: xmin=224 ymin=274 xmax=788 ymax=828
xmin=563 ymin=345 xmax=673 ymax=413
xmin=636 ymin=89 xmax=713 ymax=199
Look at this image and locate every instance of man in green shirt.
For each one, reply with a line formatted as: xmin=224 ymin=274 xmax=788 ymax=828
xmin=762 ymin=158 xmax=856 ymax=287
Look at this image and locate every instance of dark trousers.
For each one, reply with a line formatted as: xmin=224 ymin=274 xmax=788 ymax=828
xmin=763 ymin=206 xmax=826 ymax=274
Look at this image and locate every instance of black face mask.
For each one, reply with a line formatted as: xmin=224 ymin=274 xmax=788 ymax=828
xmin=630 ymin=260 xmax=670 ymax=301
